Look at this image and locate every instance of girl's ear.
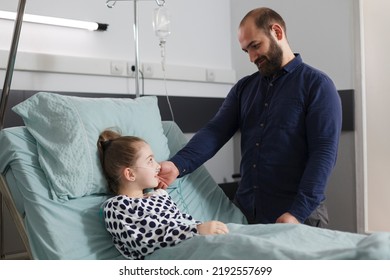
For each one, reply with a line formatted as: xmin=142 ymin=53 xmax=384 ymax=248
xmin=123 ymin=167 xmax=136 ymax=182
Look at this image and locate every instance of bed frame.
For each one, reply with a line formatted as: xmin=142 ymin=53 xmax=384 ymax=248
xmin=0 ymin=175 xmax=31 ymax=259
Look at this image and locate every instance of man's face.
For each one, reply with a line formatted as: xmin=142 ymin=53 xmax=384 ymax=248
xmin=238 ymin=22 xmax=283 ymax=77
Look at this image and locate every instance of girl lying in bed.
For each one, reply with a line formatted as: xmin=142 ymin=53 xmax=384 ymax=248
xmin=97 ymin=130 xmax=229 ymax=260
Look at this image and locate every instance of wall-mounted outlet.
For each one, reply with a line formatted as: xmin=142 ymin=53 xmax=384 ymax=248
xmin=142 ymin=63 xmax=154 ymax=78
xmin=110 ymin=61 xmax=124 ymax=75
xmin=206 ymin=69 xmax=215 ymax=82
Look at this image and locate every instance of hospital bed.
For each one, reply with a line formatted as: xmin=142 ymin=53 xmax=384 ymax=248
xmin=1 ymin=91 xmax=390 ymax=260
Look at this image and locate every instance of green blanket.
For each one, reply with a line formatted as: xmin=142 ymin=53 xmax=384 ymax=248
xmin=148 ymin=223 xmax=390 ymax=260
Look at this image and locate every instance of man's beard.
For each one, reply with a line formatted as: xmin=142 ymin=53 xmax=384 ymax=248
xmin=255 ymin=36 xmax=283 ymax=77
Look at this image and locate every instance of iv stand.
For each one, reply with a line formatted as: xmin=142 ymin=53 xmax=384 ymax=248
xmin=133 ymin=0 xmax=140 ymax=97
xmin=0 ymin=0 xmax=26 ymax=130
xmin=106 ymin=0 xmax=165 ymax=98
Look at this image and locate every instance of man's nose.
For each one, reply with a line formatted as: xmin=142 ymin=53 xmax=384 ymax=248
xmin=248 ymin=50 xmax=258 ymax=63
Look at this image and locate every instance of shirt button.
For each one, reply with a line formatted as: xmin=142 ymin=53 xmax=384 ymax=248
xmin=253 ymin=185 xmax=259 ymax=189
xmin=253 ymin=164 xmax=256 ymax=168
xmin=260 ymin=123 xmax=264 ymax=127
xmin=255 ymin=143 xmax=260 ymax=147
xmin=264 ymin=103 xmax=268 ymax=107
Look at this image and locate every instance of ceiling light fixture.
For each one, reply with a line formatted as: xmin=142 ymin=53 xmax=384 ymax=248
xmin=0 ymin=10 xmax=108 ymax=31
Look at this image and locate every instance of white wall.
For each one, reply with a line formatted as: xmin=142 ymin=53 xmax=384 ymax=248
xmin=1 ymin=0 xmax=233 ymax=68
xmin=0 ymin=0 xmax=236 ymax=184
xmin=0 ymin=0 xmax=234 ymax=97
xmin=230 ymin=0 xmax=355 ymax=89
xmin=362 ymin=0 xmax=390 ymax=232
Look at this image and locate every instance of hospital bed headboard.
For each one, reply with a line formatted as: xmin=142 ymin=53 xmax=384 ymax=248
xmin=2 ymin=89 xmax=354 ymax=133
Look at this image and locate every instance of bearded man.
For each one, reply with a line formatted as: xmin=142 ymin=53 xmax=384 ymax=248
xmin=158 ymin=7 xmax=342 ymax=227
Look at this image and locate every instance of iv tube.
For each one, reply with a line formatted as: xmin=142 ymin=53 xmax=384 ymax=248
xmin=153 ymin=5 xmax=174 ymax=122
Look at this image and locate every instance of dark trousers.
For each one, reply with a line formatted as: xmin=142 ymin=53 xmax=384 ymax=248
xmin=234 ymin=198 xmax=329 ymax=227
xmin=303 ymin=201 xmax=329 ymax=228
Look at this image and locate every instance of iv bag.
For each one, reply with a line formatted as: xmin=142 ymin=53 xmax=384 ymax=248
xmin=153 ymin=6 xmax=171 ymax=41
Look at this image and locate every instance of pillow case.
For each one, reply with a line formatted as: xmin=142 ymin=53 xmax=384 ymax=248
xmin=13 ymin=92 xmax=170 ymax=202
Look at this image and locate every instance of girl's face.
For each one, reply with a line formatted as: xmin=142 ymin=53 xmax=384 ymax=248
xmin=132 ymin=142 xmax=161 ymax=188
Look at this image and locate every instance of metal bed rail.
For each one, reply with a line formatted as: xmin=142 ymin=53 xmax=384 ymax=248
xmin=0 ymin=0 xmax=30 ymax=260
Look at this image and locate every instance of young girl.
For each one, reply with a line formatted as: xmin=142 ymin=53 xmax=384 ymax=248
xmin=97 ymin=129 xmax=229 ymax=260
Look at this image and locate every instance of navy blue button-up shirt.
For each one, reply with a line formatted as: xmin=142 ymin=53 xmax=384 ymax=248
xmin=171 ymin=54 xmax=342 ymax=224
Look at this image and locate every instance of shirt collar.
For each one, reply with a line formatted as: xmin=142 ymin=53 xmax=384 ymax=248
xmin=261 ymin=53 xmax=303 ymax=81
xmin=282 ymin=53 xmax=302 ymax=73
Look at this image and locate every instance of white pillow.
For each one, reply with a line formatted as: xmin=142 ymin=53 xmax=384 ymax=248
xmin=13 ymin=92 xmax=170 ymax=202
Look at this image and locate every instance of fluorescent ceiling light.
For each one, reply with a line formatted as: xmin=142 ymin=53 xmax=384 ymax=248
xmin=0 ymin=10 xmax=108 ymax=31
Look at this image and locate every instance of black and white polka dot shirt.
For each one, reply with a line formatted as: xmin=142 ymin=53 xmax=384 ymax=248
xmin=103 ymin=189 xmax=200 ymax=259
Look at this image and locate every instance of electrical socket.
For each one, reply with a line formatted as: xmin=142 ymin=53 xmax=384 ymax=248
xmin=142 ymin=63 xmax=154 ymax=78
xmin=110 ymin=61 xmax=124 ymax=75
xmin=206 ymin=69 xmax=215 ymax=82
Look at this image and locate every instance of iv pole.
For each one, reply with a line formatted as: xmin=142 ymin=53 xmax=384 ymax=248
xmin=0 ymin=0 xmax=26 ymax=130
xmin=106 ymin=0 xmax=165 ymax=98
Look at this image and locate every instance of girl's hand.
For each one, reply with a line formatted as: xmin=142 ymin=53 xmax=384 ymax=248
xmin=197 ymin=221 xmax=229 ymax=235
